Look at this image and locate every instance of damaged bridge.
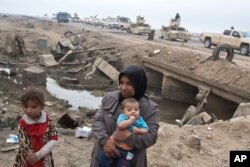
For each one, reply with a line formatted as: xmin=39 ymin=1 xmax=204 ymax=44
xmin=142 ymin=56 xmax=250 ymax=105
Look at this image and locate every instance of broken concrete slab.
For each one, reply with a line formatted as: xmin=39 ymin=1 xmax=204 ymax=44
xmin=61 ymin=77 xmax=79 ymax=84
xmin=39 ymin=54 xmax=59 ymax=67
xmin=58 ymin=50 xmax=73 ymax=63
xmin=22 ymin=66 xmax=47 ymax=86
xmin=59 ymin=40 xmax=76 ymax=50
xmin=179 ymin=105 xmax=197 ymax=126
xmin=69 ymin=34 xmax=83 ymax=46
xmin=37 ymin=38 xmax=48 ymax=49
xmin=230 ymin=115 xmax=250 ymax=122
xmin=93 ymin=57 xmax=119 ymax=82
xmin=233 ymin=103 xmax=250 ymax=118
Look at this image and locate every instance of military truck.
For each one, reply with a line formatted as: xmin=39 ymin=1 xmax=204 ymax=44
xmin=57 ymin=12 xmax=70 ymax=23
xmin=159 ymin=13 xmax=191 ymax=42
xmin=117 ymin=16 xmax=132 ymax=31
xmin=200 ymin=29 xmax=250 ymax=55
xmin=128 ymin=16 xmax=151 ymax=35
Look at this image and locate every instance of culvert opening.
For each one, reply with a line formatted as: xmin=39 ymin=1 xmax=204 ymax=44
xmin=149 ymin=81 xmax=239 ymax=125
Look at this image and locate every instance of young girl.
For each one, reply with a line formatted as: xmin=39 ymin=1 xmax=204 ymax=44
xmin=13 ymin=87 xmax=58 ymax=167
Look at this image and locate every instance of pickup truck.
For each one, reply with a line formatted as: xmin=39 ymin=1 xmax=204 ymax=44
xmin=200 ymin=29 xmax=250 ymax=55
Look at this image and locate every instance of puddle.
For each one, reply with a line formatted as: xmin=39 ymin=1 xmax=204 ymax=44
xmin=46 ymin=77 xmax=102 ymax=110
xmin=0 ymin=67 xmax=10 ymax=74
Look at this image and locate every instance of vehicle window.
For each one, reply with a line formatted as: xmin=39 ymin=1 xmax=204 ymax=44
xmin=223 ymin=30 xmax=231 ymax=35
xmin=232 ymin=31 xmax=240 ymax=37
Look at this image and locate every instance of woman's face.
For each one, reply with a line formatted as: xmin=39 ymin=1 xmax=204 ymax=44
xmin=119 ymin=75 xmax=135 ymax=98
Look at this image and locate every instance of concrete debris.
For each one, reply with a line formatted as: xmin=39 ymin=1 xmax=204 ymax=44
xmin=153 ymin=49 xmax=161 ymax=54
xmin=15 ymin=35 xmax=27 ymax=56
xmin=37 ymin=38 xmax=48 ymax=49
xmin=39 ymin=54 xmax=59 ymax=67
xmin=92 ymin=57 xmax=119 ymax=82
xmin=232 ymin=102 xmax=250 ymax=118
xmin=58 ymin=50 xmax=73 ymax=63
xmin=22 ymin=66 xmax=47 ymax=86
xmin=61 ymin=77 xmax=79 ymax=84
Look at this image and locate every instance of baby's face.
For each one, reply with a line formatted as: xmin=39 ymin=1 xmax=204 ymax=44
xmin=123 ymin=102 xmax=140 ymax=118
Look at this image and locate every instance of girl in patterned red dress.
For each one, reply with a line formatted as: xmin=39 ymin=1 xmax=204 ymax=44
xmin=13 ymin=87 xmax=58 ymax=167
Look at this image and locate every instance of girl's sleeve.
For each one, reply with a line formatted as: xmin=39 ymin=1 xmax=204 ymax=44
xmin=35 ymin=116 xmax=58 ymax=160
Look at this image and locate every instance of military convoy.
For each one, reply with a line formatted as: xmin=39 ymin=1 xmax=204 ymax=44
xmin=159 ymin=13 xmax=191 ymax=42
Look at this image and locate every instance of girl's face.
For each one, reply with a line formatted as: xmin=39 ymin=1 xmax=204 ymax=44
xmin=123 ymin=102 xmax=140 ymax=118
xmin=119 ymin=75 xmax=135 ymax=98
xmin=22 ymin=100 xmax=44 ymax=121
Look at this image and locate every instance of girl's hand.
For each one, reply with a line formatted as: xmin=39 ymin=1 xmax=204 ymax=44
xmin=26 ymin=151 xmax=39 ymax=165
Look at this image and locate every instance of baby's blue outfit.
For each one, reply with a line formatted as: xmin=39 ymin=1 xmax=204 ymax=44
xmin=117 ymin=114 xmax=149 ymax=131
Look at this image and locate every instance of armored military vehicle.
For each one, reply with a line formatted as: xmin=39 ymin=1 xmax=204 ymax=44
xmin=128 ymin=16 xmax=151 ymax=35
xmin=56 ymin=12 xmax=70 ymax=23
xmin=159 ymin=13 xmax=191 ymax=42
xmin=117 ymin=16 xmax=132 ymax=31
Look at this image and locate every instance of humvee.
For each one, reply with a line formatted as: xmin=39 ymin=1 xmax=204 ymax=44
xmin=128 ymin=16 xmax=151 ymax=35
xmin=159 ymin=14 xmax=191 ymax=42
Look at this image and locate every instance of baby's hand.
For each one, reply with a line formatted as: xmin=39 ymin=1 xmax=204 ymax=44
xmin=130 ymin=115 xmax=136 ymax=121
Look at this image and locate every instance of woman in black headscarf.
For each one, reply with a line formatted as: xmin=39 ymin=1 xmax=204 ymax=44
xmin=91 ymin=65 xmax=159 ymax=167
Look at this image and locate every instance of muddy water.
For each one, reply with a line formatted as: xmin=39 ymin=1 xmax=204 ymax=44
xmin=46 ymin=77 xmax=189 ymax=124
xmin=152 ymin=98 xmax=190 ymax=124
xmin=46 ymin=77 xmax=236 ymax=124
xmin=46 ymin=78 xmax=102 ymax=110
xmin=0 ymin=67 xmax=10 ymax=74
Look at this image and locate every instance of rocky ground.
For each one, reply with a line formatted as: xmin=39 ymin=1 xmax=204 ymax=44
xmin=0 ymin=14 xmax=249 ymax=167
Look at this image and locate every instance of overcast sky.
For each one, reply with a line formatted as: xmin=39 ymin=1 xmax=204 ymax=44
xmin=1 ymin=0 xmax=249 ymax=33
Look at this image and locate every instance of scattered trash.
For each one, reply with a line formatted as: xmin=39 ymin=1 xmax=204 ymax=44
xmin=153 ymin=49 xmax=161 ymax=54
xmin=6 ymin=134 xmax=19 ymax=143
xmin=75 ymin=126 xmax=92 ymax=138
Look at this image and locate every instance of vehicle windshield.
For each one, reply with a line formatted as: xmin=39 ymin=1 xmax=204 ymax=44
xmin=241 ymin=31 xmax=250 ymax=38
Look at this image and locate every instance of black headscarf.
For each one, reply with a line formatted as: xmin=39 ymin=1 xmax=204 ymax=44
xmin=119 ymin=65 xmax=147 ymax=101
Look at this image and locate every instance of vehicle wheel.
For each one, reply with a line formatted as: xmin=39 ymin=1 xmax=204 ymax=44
xmin=211 ymin=44 xmax=234 ymax=62
xmin=240 ymin=44 xmax=249 ymax=55
xmin=204 ymin=38 xmax=212 ymax=48
xmin=184 ymin=40 xmax=188 ymax=42
xmin=159 ymin=35 xmax=163 ymax=39
xmin=121 ymin=26 xmax=124 ymax=31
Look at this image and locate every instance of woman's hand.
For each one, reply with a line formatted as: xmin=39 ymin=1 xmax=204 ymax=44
xmin=103 ymin=136 xmax=120 ymax=158
xmin=26 ymin=151 xmax=39 ymax=165
xmin=113 ymin=128 xmax=132 ymax=142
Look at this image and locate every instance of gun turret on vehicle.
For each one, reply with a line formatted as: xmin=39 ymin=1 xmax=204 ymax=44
xmin=128 ymin=15 xmax=151 ymax=35
xmin=159 ymin=13 xmax=191 ymax=42
xmin=71 ymin=13 xmax=81 ymax=22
